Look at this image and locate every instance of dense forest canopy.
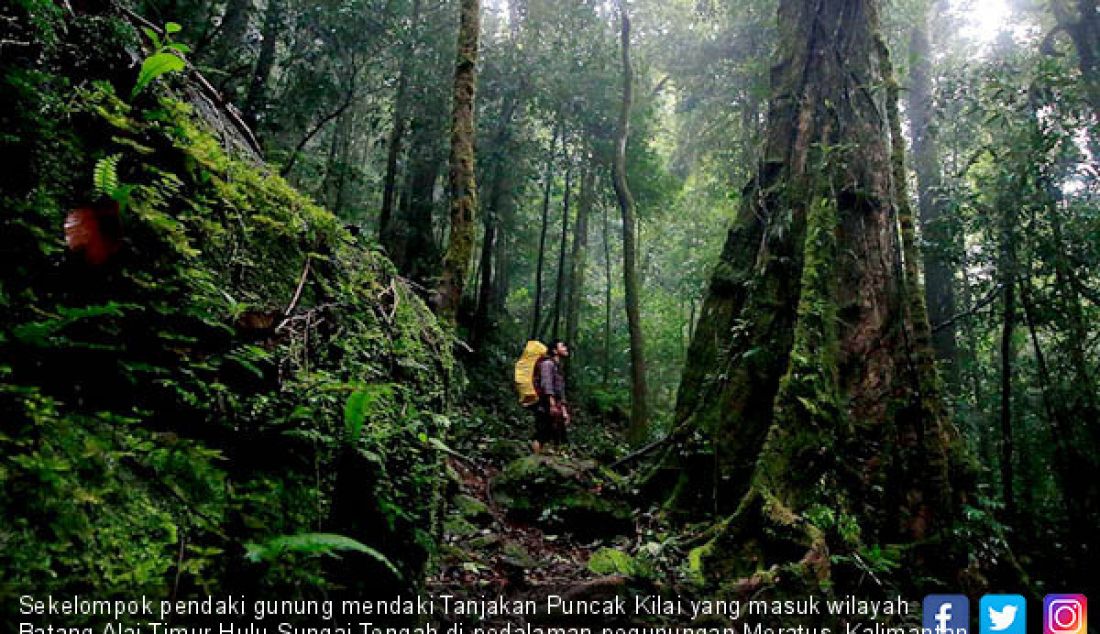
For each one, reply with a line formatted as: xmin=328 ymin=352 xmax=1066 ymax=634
xmin=2 ymin=0 xmax=1099 ymax=626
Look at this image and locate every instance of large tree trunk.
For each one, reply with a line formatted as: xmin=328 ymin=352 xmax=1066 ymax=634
xmin=648 ymin=0 xmax=968 ymax=589
xmin=612 ymin=4 xmax=649 ymax=444
xmin=909 ymin=11 xmax=958 ymax=384
xmin=565 ymin=159 xmax=594 ymax=379
xmin=436 ymin=0 xmax=481 ymax=320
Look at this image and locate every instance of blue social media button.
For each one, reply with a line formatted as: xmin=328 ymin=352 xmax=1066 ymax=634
xmin=981 ymin=595 xmax=1026 ymax=634
xmin=925 ymin=595 xmax=971 ymax=634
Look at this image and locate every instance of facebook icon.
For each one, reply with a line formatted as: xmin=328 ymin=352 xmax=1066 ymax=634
xmin=924 ymin=595 xmax=971 ymax=634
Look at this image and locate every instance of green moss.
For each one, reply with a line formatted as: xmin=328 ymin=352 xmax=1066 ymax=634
xmin=0 ymin=9 xmax=455 ymax=610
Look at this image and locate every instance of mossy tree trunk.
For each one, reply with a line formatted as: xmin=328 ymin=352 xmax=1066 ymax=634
xmin=436 ymin=0 xmax=480 ymax=320
xmin=650 ymin=0 xmax=969 ymax=589
xmin=612 ymin=2 xmax=649 ymax=444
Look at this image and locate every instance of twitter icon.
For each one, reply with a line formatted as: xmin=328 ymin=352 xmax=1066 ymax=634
xmin=981 ymin=595 xmax=1027 ymax=634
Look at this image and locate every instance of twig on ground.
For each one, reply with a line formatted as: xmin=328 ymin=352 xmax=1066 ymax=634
xmin=284 ymin=256 xmax=312 ymax=317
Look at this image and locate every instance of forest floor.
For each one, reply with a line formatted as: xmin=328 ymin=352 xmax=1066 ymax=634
xmin=426 ymin=360 xmax=675 ymax=626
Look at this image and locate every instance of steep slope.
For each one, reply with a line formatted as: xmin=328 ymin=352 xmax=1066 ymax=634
xmin=1 ymin=1 xmax=454 ymax=619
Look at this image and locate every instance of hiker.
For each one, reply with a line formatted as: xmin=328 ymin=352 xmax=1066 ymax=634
xmin=532 ymin=339 xmax=570 ymax=453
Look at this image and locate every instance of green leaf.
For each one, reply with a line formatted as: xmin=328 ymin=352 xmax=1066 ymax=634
xmin=167 ymin=42 xmax=192 ymax=54
xmin=165 ymin=22 xmax=182 ymax=34
xmin=132 ymin=52 xmax=186 ymax=98
xmin=93 ymin=154 xmax=122 ymax=197
xmin=343 ymin=384 xmax=394 ymax=440
xmin=142 ymin=27 xmax=161 ymax=50
xmin=244 ymin=533 xmax=400 ymax=578
xmin=587 ymin=548 xmax=635 ymax=576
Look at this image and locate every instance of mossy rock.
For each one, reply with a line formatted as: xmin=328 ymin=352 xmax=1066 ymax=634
xmin=452 ymin=493 xmax=492 ymax=526
xmin=0 ymin=4 xmax=454 ymax=601
xmin=482 ymin=438 xmax=531 ymax=464
xmin=499 ymin=540 xmax=538 ymax=570
xmin=444 ymin=514 xmax=480 ymax=538
xmin=466 ymin=533 xmax=502 ymax=550
xmin=587 ymin=548 xmax=636 ymax=576
xmin=491 ymin=455 xmax=632 ymax=538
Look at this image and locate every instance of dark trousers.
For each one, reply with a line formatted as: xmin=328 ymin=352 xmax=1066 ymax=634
xmin=533 ymin=396 xmax=567 ymax=444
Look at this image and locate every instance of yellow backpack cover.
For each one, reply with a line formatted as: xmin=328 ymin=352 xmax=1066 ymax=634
xmin=514 ymin=340 xmax=548 ymax=407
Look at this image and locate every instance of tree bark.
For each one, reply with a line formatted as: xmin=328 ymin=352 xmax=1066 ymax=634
xmin=565 ymin=158 xmax=594 ymax=378
xmin=909 ymin=10 xmax=958 ymax=384
xmin=379 ymin=0 xmax=422 ymax=251
xmin=612 ymin=3 xmax=649 ymax=444
xmin=242 ymin=0 xmax=283 ymax=127
xmin=552 ymin=161 xmax=572 ymax=339
xmin=648 ymin=0 xmax=967 ymax=588
xmin=530 ymin=127 xmax=559 ymax=340
xmin=1049 ymin=0 xmax=1100 ymax=121
xmin=211 ymin=0 xmax=252 ymax=96
xmin=436 ymin=0 xmax=481 ymax=321
xmin=998 ymin=278 xmax=1017 ymax=523
xmin=602 ymin=202 xmax=612 ymax=388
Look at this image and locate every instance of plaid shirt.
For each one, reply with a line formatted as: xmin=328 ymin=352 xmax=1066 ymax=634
xmin=536 ymin=357 xmax=565 ymax=400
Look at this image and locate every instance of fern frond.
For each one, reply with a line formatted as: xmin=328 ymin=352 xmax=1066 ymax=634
xmin=93 ymin=154 xmax=122 ymax=197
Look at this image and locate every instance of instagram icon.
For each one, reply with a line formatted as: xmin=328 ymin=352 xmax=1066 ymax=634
xmin=1045 ymin=595 xmax=1087 ymax=634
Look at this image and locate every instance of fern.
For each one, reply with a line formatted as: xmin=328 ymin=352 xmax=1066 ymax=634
xmin=93 ymin=154 xmax=121 ymax=197
xmin=244 ymin=532 xmax=400 ymax=578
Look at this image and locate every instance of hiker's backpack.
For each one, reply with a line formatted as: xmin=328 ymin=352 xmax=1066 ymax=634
xmin=514 ymin=340 xmax=548 ymax=407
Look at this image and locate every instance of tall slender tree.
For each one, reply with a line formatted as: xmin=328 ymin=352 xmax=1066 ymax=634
xmin=242 ymin=0 xmax=283 ymax=126
xmin=379 ymin=0 xmax=423 ymax=251
xmin=437 ymin=0 xmax=481 ymax=320
xmin=565 ymin=158 xmax=595 ymax=378
xmin=612 ymin=2 xmax=649 ymax=443
xmin=909 ymin=4 xmax=958 ymax=382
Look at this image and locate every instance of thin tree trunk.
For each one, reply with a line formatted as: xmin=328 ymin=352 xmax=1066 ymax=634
xmin=909 ymin=9 xmax=958 ymax=383
xmin=530 ymin=127 xmax=559 ymax=340
xmin=473 ymin=172 xmax=500 ymax=342
xmin=612 ymin=3 xmax=649 ymax=443
xmin=552 ymin=161 xmax=572 ymax=339
xmin=242 ymin=0 xmax=283 ymax=127
xmin=379 ymin=0 xmax=422 ymax=249
xmin=998 ymin=241 xmax=1017 ymax=523
xmin=212 ymin=0 xmax=252 ymax=95
xmin=565 ymin=159 xmax=594 ymax=378
xmin=603 ymin=202 xmax=612 ymax=388
xmin=436 ymin=0 xmax=481 ymax=320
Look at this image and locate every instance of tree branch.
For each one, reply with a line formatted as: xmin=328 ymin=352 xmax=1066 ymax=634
xmin=932 ymin=283 xmax=1003 ymax=333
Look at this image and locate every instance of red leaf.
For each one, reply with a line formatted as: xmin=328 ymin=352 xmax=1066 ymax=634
xmin=65 ymin=200 xmax=122 ymax=265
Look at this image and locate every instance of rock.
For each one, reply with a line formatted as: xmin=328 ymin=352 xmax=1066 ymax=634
xmin=499 ymin=540 xmax=538 ymax=569
xmin=444 ymin=514 xmax=479 ymax=538
xmin=491 ymin=454 xmax=633 ymax=539
xmin=482 ymin=438 xmax=529 ymax=464
xmin=587 ymin=548 xmax=635 ymax=576
xmin=466 ymin=533 xmax=502 ymax=550
xmin=452 ymin=493 xmax=492 ymax=526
